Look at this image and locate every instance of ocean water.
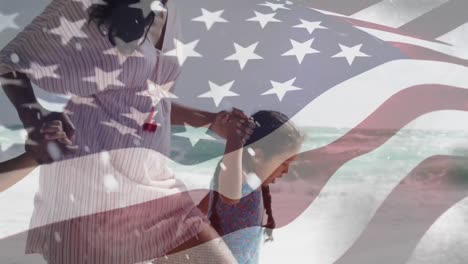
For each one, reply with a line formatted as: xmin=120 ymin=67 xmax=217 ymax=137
xmin=1 ymin=125 xmax=468 ymax=263
xmin=171 ymin=125 xmax=468 ymax=189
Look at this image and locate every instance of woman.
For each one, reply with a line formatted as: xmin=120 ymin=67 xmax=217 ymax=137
xmin=0 ymin=0 xmax=253 ymax=263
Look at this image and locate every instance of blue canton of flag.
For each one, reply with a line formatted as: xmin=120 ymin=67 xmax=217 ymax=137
xmin=169 ymin=0 xmax=407 ymax=164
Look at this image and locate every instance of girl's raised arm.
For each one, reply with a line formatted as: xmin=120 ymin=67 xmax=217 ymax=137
xmin=216 ymin=114 xmax=254 ymax=204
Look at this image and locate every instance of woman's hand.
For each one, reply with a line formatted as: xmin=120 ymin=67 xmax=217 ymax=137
xmin=1 ymin=70 xmax=77 ymax=165
xmin=26 ymin=116 xmax=78 ymax=164
xmin=209 ymin=110 xmax=230 ymax=139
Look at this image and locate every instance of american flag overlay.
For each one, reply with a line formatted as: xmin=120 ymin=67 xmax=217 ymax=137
xmin=0 ymin=0 xmax=467 ymax=263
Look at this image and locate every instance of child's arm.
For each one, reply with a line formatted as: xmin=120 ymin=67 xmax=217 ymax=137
xmin=217 ymin=134 xmax=244 ymax=205
xmin=217 ymin=114 xmax=254 ymax=205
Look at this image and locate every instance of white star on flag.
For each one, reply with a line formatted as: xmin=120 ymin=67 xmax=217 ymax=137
xmin=259 ymin=2 xmax=291 ymax=11
xmin=49 ymin=17 xmax=88 ymax=45
xmin=293 ymin=19 xmax=327 ymax=34
xmin=103 ymin=47 xmax=144 ymax=65
xmin=102 ymin=119 xmax=141 ymax=139
xmin=23 ymin=62 xmax=60 ymax=80
xmin=0 ymin=12 xmax=19 ymax=32
xmin=282 ymin=38 xmax=319 ymax=64
xmin=246 ymin=11 xmax=281 ymax=29
xmin=83 ymin=67 xmax=125 ymax=91
xmin=192 ymin=8 xmax=228 ymax=30
xmin=262 ymin=77 xmax=302 ymax=101
xmin=122 ymin=107 xmax=151 ymax=126
xmin=150 ymin=1 xmax=166 ymax=12
xmin=144 ymin=80 xmax=178 ymax=107
xmin=332 ymin=43 xmax=370 ymax=65
xmin=225 ymin=42 xmax=263 ymax=70
xmin=129 ymin=0 xmax=165 ymax=17
xmin=174 ymin=123 xmax=217 ymax=146
xmin=165 ymin=39 xmax=202 ymax=66
xmin=198 ymin=80 xmax=239 ymax=107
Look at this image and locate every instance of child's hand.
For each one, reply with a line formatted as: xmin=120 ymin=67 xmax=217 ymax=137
xmin=27 ymin=120 xmax=79 ymax=164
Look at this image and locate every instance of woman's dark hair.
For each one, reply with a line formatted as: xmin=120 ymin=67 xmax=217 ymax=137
xmin=209 ymin=110 xmax=304 ymax=243
xmin=87 ymin=0 xmax=165 ymax=47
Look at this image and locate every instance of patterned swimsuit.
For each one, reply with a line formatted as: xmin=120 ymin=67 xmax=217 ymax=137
xmin=208 ymin=172 xmax=264 ymax=264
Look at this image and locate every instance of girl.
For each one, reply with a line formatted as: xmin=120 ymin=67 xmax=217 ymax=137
xmin=199 ymin=110 xmax=304 ymax=264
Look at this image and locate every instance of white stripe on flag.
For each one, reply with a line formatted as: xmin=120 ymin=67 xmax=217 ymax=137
xmin=407 ymin=196 xmax=468 ymax=264
xmin=357 ymin=26 xmax=468 ymax=60
xmin=437 ymin=22 xmax=468 ymax=47
xmin=308 ymin=7 xmax=349 ymax=18
xmin=350 ymin=0 xmax=450 ymax=28
xmin=291 ymin=60 xmax=468 ymax=145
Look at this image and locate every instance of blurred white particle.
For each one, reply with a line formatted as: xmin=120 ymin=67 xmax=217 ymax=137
xmin=84 ymin=145 xmax=90 ymax=152
xmin=255 ymin=121 xmax=261 ymax=127
xmin=134 ymin=229 xmax=141 ymax=237
xmin=10 ymin=53 xmax=20 ymax=64
xmin=75 ymin=43 xmax=82 ymax=51
xmin=133 ymin=138 xmax=141 ymax=146
xmin=47 ymin=142 xmax=62 ymax=161
xmin=100 ymin=151 xmax=110 ymax=165
xmin=164 ymin=255 xmax=168 ymax=260
xmin=19 ymin=129 xmax=28 ymax=141
xmin=246 ymin=172 xmax=262 ymax=190
xmin=69 ymin=193 xmax=75 ymax=202
xmin=54 ymin=231 xmax=61 ymax=243
xmin=185 ymin=254 xmax=190 ymax=259
xmin=247 ymin=147 xmax=256 ymax=156
xmin=151 ymin=0 xmax=165 ymax=12
xmin=103 ymin=174 xmax=119 ymax=191
xmin=37 ymin=112 xmax=41 ymax=120
xmin=220 ymin=162 xmax=227 ymax=171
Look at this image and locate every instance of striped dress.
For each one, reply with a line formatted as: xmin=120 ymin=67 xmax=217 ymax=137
xmin=0 ymin=0 xmax=209 ymax=263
